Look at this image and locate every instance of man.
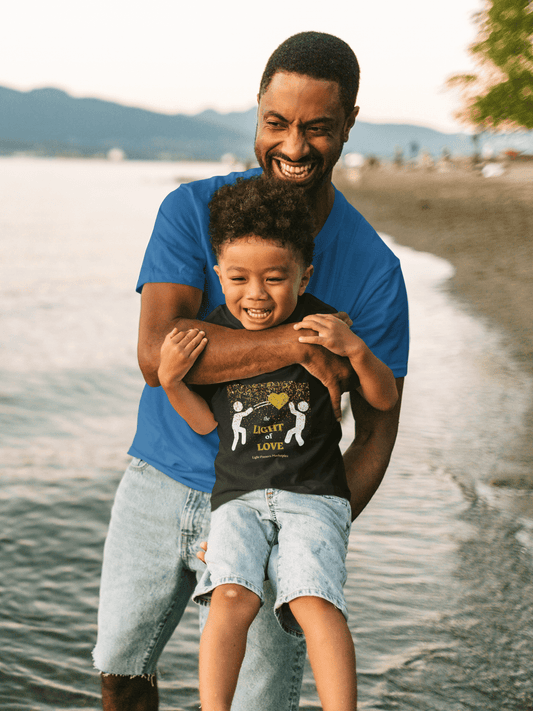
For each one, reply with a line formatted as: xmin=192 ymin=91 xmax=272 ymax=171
xmin=93 ymin=31 xmax=409 ymax=711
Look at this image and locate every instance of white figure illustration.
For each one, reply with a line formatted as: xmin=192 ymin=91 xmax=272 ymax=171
xmin=284 ymin=401 xmax=309 ymax=446
xmin=231 ymin=401 xmax=253 ymax=451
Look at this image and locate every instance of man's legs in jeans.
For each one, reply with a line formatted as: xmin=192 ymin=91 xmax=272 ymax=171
xmin=93 ymin=459 xmax=210 ymax=708
xmin=94 ymin=459 xmax=306 ymax=711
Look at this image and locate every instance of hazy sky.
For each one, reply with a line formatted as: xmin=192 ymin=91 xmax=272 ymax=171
xmin=3 ymin=0 xmax=483 ymax=133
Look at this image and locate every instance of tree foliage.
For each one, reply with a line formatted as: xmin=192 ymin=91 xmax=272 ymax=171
xmin=448 ymin=0 xmax=533 ymax=130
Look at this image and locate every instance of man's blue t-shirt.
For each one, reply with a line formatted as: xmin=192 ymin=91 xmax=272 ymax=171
xmin=129 ymin=168 xmax=409 ymax=493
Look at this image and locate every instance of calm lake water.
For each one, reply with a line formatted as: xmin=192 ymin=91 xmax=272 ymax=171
xmin=1 ymin=157 xmax=532 ymax=710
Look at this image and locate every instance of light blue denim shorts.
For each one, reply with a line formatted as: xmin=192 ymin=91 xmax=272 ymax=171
xmin=193 ymin=488 xmax=352 ymax=636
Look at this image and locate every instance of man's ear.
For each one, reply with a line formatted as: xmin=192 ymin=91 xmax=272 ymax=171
xmin=343 ymin=106 xmax=359 ymax=143
xmin=298 ymin=265 xmax=314 ymax=295
xmin=213 ymin=264 xmax=224 ymax=294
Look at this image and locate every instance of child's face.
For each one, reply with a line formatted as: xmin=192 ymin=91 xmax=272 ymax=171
xmin=214 ymin=236 xmax=313 ymax=330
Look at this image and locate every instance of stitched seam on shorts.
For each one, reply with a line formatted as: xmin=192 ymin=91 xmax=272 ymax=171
xmin=139 ymin=590 xmax=190 ymax=673
xmin=142 ymin=491 xmax=205 ymax=673
xmin=194 ymin=576 xmax=265 ymax=605
xmin=276 ymin=590 xmax=347 ymax=618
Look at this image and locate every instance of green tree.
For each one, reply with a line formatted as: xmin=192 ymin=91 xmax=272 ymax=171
xmin=448 ymin=0 xmax=533 ymax=130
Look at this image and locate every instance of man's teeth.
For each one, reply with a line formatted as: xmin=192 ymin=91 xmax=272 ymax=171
xmin=277 ymin=160 xmax=312 ymax=178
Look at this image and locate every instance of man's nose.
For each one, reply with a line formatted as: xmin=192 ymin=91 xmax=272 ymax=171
xmin=281 ymin=127 xmax=309 ymax=162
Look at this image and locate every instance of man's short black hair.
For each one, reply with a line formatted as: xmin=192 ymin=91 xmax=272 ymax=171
xmin=209 ymin=177 xmax=315 ymax=267
xmin=259 ymin=31 xmax=360 ymax=117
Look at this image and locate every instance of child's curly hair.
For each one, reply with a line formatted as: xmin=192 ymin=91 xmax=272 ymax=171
xmin=208 ymin=177 xmax=315 ymax=266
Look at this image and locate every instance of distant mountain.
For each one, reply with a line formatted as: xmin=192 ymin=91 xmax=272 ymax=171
xmin=1 ymin=85 xmax=531 ymax=160
xmin=0 ymin=86 xmax=255 ymax=161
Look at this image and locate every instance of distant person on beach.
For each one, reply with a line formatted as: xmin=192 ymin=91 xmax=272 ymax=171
xmin=157 ymin=176 xmax=399 ymax=710
xmin=93 ymin=31 xmax=409 ymax=711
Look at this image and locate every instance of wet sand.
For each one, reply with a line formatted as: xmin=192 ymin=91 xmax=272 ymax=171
xmin=336 ymin=162 xmax=533 ymax=490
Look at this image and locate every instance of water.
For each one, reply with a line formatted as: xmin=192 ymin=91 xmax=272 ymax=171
xmin=1 ymin=157 xmax=532 ymax=710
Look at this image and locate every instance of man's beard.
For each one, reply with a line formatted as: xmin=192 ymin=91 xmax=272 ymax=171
xmin=254 ymin=140 xmax=342 ymax=199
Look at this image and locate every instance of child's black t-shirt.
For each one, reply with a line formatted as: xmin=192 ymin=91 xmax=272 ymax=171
xmin=196 ymin=293 xmax=351 ymax=512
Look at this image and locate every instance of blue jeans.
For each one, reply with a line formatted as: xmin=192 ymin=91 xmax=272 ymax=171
xmin=92 ymin=458 xmax=306 ymax=710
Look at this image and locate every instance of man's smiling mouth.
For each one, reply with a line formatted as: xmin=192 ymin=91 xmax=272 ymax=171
xmin=275 ymin=159 xmax=315 ymax=180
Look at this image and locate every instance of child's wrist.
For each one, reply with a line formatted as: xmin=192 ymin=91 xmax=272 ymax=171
xmin=345 ymin=339 xmax=370 ymax=366
xmin=158 ymin=369 xmax=183 ymax=391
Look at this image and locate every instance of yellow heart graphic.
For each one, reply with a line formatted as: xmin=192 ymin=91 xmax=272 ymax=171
xmin=268 ymin=393 xmax=289 ymax=409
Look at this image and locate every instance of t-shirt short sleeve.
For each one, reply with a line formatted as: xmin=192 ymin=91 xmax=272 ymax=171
xmin=351 ymin=262 xmax=409 ymax=378
xmin=136 ymin=184 xmax=208 ymax=293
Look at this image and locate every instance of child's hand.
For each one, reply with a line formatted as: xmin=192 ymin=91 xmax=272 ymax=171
xmin=158 ymin=328 xmax=208 ymax=386
xmin=196 ymin=541 xmax=207 ymax=564
xmin=294 ymin=313 xmax=363 ymax=358
xmin=332 ymin=311 xmax=353 ymax=327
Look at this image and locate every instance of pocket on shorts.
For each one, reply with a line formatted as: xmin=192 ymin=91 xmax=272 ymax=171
xmin=322 ymin=495 xmax=351 ymax=510
xmin=128 ymin=457 xmax=149 ymax=471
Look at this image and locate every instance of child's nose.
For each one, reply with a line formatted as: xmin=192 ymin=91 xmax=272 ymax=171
xmin=246 ymin=280 xmax=267 ymax=300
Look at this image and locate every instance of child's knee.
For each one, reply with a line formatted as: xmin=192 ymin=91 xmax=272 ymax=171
xmin=211 ymin=584 xmax=260 ymax=613
xmin=288 ymin=595 xmax=342 ymax=624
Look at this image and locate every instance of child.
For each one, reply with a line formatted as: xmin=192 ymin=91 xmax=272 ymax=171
xmin=158 ymin=177 xmax=398 ymax=711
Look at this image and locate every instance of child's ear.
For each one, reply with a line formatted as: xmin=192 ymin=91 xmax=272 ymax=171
xmin=213 ymin=264 xmax=224 ymax=293
xmin=298 ymin=265 xmax=314 ymax=295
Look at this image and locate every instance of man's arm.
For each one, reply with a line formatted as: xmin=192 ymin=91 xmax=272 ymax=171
xmin=344 ymin=377 xmax=404 ymax=521
xmin=137 ymin=282 xmax=353 ymax=420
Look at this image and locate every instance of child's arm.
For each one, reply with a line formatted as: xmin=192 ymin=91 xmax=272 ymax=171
xmin=294 ymin=314 xmax=398 ymax=412
xmin=158 ymin=328 xmax=218 ymax=435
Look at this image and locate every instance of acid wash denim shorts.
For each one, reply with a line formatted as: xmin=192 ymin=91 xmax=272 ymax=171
xmin=193 ymin=488 xmax=352 ymax=636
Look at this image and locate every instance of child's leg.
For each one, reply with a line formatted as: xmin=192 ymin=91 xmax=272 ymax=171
xmin=199 ymin=583 xmax=261 ymax=711
xmin=288 ymin=596 xmax=357 ymax=711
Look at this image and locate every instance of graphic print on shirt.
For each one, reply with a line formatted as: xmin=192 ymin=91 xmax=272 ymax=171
xmin=226 ymin=381 xmax=311 ymax=459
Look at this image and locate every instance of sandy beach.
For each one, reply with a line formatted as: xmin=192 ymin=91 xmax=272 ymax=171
xmin=336 ymin=162 xmax=533 ymax=490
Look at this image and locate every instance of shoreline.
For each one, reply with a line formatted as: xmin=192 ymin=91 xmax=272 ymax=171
xmin=336 ymin=164 xmax=533 ymax=491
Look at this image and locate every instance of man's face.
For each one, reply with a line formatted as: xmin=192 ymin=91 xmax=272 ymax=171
xmin=254 ymin=72 xmax=357 ymax=195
